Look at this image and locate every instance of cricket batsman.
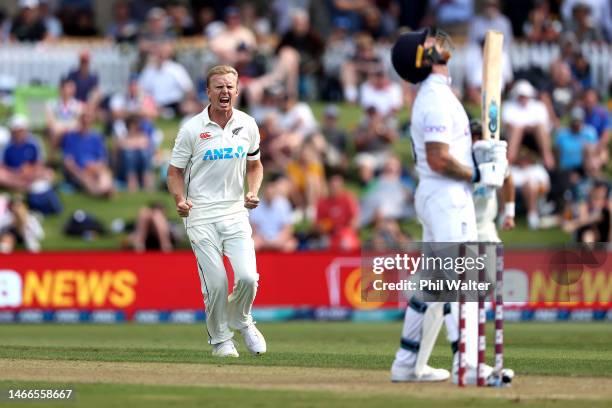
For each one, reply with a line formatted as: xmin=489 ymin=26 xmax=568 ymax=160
xmin=167 ymin=65 xmax=266 ymax=358
xmin=389 ymin=29 xmax=507 ymax=382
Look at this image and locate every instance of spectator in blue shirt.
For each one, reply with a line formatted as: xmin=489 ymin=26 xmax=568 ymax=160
xmin=0 ymin=115 xmax=53 ymax=192
xmin=62 ymin=110 xmax=114 ymax=197
xmin=555 ymin=107 xmax=598 ymax=173
xmin=66 ymin=50 xmax=99 ymax=106
xmin=583 ymin=88 xmax=611 ymax=163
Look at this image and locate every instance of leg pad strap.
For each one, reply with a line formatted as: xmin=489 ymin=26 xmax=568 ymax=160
xmin=400 ymin=337 xmax=420 ymax=352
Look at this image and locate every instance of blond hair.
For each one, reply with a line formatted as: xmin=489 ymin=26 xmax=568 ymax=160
xmin=206 ymin=65 xmax=239 ymax=88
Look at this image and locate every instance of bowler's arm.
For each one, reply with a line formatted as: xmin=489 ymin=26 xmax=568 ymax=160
xmin=246 ymin=159 xmax=263 ymax=197
xmin=245 ymin=159 xmax=263 ymax=209
xmin=167 ymin=164 xmax=192 ymax=217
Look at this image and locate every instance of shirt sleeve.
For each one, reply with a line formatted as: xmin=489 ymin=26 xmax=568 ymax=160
xmin=422 ymin=109 xmax=453 ymax=144
xmin=170 ymin=125 xmax=193 ymax=169
xmin=246 ymin=118 xmax=261 ymax=161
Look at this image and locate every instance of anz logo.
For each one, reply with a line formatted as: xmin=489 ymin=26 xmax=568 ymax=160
xmin=203 ymin=146 xmax=245 ymax=161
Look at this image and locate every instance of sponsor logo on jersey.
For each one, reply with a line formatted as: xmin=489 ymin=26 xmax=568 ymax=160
xmin=424 ymin=125 xmax=446 ymax=133
xmin=231 ymin=127 xmax=243 ymax=136
xmin=202 ymin=146 xmax=245 ymax=161
xmin=199 ymin=132 xmax=212 ymax=140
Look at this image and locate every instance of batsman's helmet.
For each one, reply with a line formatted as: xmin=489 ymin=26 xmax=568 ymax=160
xmin=391 ymin=29 xmax=430 ymax=84
xmin=391 ymin=28 xmax=453 ymax=84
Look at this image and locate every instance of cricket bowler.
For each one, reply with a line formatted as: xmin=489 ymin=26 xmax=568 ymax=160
xmin=389 ymin=28 xmax=508 ymax=382
xmin=167 ymin=65 xmax=266 ymax=358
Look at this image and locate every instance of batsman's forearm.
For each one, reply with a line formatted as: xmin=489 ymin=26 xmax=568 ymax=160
xmin=440 ymin=157 xmax=473 ymax=182
xmin=246 ymin=160 xmax=263 ymax=195
xmin=167 ymin=165 xmax=186 ymax=203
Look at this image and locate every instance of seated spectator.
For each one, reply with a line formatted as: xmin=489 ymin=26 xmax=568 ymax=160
xmin=109 ymin=74 xmax=158 ymax=138
xmin=249 ymin=85 xmax=282 ymax=126
xmin=1 ymin=115 xmax=50 ymax=192
xmin=65 ymin=50 xmax=99 ymax=107
xmin=208 ymin=6 xmax=256 ymax=66
xmin=540 ymin=60 xmax=580 ymax=127
xmin=61 ymin=110 xmax=114 ymax=197
xmin=425 ymin=0 xmax=474 ymax=35
xmin=321 ymin=17 xmax=356 ymax=101
xmin=39 ymin=0 xmax=62 ymax=39
xmin=1 ymin=115 xmax=60 ymax=215
xmin=369 ymin=218 xmax=412 ymax=251
xmin=555 ymin=107 xmax=598 ymax=173
xmin=314 ymin=173 xmax=360 ymax=252
xmin=511 ymin=148 xmax=551 ymax=229
xmin=250 ymin=176 xmax=297 ymax=252
xmin=359 ymin=68 xmax=403 ymax=118
xmin=106 ymin=0 xmax=139 ymax=43
xmin=275 ymin=91 xmax=318 ymax=154
xmin=561 ymin=0 xmax=612 ymax=41
xmin=286 ymin=141 xmax=326 ymax=220
xmin=570 ymin=51 xmax=592 ymax=89
xmin=46 ymin=78 xmax=83 ymax=147
xmin=139 ymin=42 xmax=195 ymax=118
xmin=319 ymin=104 xmax=349 ymax=172
xmin=562 ymin=181 xmax=611 ymax=242
xmin=341 ymin=34 xmax=383 ymax=103
xmin=502 ymin=80 xmax=555 ymax=169
xmin=468 ymin=0 xmax=513 ymax=47
xmin=354 ymin=106 xmax=399 ymax=182
xmin=563 ymin=2 xmax=604 ymax=43
xmin=64 ymin=7 xmax=98 ymax=37
xmin=0 ymin=194 xmax=44 ymax=253
xmin=582 ymin=88 xmax=611 ymax=163
xmin=116 ymin=115 xmax=153 ymax=192
xmin=361 ymin=4 xmax=394 ymax=41
xmin=360 ymin=156 xmax=413 ymax=226
xmin=127 ymin=202 xmax=176 ymax=252
xmin=138 ymin=7 xmax=175 ymax=54
xmin=275 ymin=9 xmax=324 ymax=98
xmin=523 ymin=0 xmax=562 ymax=43
xmin=10 ymin=0 xmax=48 ymax=43
xmin=166 ymin=1 xmax=196 ymax=37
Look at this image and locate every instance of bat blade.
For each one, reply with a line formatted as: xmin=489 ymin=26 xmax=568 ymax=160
xmin=482 ymin=31 xmax=504 ymax=140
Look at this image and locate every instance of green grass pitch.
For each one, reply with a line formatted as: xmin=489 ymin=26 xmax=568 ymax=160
xmin=0 ymin=322 xmax=611 ymax=407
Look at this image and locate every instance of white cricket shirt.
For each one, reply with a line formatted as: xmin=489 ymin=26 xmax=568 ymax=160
xmin=170 ymin=106 xmax=261 ymax=227
xmin=410 ymin=74 xmax=473 ymax=195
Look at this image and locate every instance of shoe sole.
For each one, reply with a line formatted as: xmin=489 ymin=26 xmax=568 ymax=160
xmin=391 ymin=376 xmax=449 ymax=383
xmin=212 ymin=352 xmax=239 ymax=358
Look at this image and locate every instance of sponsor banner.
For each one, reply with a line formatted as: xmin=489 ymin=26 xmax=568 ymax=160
xmin=0 ymin=250 xmax=610 ymax=321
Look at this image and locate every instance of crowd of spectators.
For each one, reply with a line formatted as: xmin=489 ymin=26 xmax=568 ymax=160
xmin=0 ymin=0 xmax=611 ymax=252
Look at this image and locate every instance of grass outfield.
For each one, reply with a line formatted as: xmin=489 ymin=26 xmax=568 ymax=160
xmin=0 ymin=322 xmax=611 ymax=407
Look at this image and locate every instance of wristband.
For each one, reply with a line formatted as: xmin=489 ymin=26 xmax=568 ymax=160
xmin=504 ymin=202 xmax=515 ymax=218
xmin=471 ymin=166 xmax=480 ymax=183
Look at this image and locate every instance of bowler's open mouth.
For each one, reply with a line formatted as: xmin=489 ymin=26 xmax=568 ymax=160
xmin=220 ymin=96 xmax=230 ymax=106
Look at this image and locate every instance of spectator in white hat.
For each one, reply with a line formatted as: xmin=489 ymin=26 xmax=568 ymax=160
xmin=10 ymin=0 xmax=49 ymax=43
xmin=502 ymin=80 xmax=555 ymax=169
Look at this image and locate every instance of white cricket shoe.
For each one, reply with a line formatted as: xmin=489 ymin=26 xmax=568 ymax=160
xmin=452 ymin=363 xmax=515 ymax=385
xmin=391 ymin=361 xmax=450 ymax=382
xmin=212 ymin=339 xmax=239 ymax=358
xmin=239 ymin=324 xmax=266 ymax=355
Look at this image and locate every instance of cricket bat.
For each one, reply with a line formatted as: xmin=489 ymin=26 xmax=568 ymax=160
xmin=481 ymin=31 xmax=504 ymax=140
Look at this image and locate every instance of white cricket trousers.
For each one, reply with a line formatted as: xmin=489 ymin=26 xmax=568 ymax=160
xmin=187 ymin=216 xmax=259 ymax=345
xmin=396 ymin=182 xmax=479 ymax=370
